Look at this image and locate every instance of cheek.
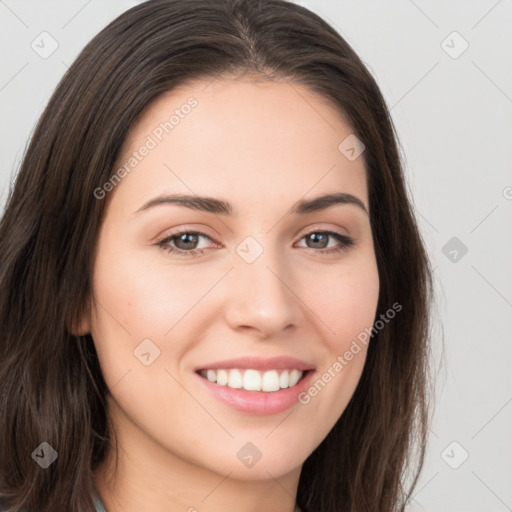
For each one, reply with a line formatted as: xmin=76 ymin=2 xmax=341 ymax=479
xmin=295 ymin=255 xmax=379 ymax=426
xmin=89 ymin=241 xmax=207 ymax=396
xmin=306 ymin=256 xmax=380 ymax=352
xmin=90 ymin=242 xmax=212 ymax=345
xmin=88 ymin=244 xmax=210 ymax=433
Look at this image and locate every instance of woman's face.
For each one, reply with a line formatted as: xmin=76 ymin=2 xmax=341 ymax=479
xmin=82 ymin=75 xmax=379 ymax=483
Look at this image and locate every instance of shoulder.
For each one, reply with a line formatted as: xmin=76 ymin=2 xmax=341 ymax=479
xmin=94 ymin=490 xmax=108 ymax=512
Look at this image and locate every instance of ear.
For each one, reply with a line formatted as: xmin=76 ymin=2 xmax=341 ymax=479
xmin=70 ymin=315 xmax=91 ymax=336
xmin=68 ymin=295 xmax=92 ymax=336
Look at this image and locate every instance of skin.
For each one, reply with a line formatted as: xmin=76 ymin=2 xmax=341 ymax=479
xmin=76 ymin=73 xmax=380 ymax=512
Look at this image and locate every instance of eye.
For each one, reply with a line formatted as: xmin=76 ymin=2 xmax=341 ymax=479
xmin=157 ymin=229 xmax=355 ymax=257
xmin=157 ymin=230 xmax=215 ymax=256
xmin=296 ymin=230 xmax=355 ymax=255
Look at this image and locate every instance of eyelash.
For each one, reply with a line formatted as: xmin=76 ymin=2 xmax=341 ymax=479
xmin=157 ymin=229 xmax=355 ymax=257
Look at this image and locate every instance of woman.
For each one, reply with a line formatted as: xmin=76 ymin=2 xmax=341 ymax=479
xmin=0 ymin=0 xmax=434 ymax=511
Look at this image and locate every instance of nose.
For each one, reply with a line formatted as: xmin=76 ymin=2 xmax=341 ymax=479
xmin=223 ymin=246 xmax=302 ymax=339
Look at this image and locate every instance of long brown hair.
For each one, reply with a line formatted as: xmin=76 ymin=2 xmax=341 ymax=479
xmin=0 ymin=1 xmax=435 ymax=510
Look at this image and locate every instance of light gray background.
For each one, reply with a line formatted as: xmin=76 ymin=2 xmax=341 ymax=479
xmin=1 ymin=1 xmax=511 ymax=511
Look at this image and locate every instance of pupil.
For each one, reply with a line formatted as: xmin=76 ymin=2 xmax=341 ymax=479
xmin=177 ymin=233 xmax=197 ymax=250
xmin=309 ymin=233 xmax=327 ymax=248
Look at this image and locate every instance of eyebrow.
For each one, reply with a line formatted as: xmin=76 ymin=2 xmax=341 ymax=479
xmin=133 ymin=192 xmax=368 ymax=217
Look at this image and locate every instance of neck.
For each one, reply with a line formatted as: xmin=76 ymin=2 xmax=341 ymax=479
xmin=93 ymin=404 xmax=302 ymax=512
xmin=94 ymin=456 xmax=302 ymax=512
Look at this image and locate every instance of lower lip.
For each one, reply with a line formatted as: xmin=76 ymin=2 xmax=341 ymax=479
xmin=196 ymin=371 xmax=315 ymax=415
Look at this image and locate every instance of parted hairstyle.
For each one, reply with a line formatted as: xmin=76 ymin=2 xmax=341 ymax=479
xmin=0 ymin=0 xmax=435 ymax=510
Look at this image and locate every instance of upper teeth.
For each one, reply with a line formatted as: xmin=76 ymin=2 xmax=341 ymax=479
xmin=199 ymin=369 xmax=304 ymax=392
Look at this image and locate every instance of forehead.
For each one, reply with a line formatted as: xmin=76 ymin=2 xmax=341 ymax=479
xmin=109 ymin=75 xmax=368 ymax=214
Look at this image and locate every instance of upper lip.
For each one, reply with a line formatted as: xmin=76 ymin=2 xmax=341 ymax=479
xmin=195 ymin=356 xmax=315 ymax=372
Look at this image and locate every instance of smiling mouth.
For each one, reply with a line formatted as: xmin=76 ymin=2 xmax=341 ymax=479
xmin=197 ymin=368 xmax=309 ymax=392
